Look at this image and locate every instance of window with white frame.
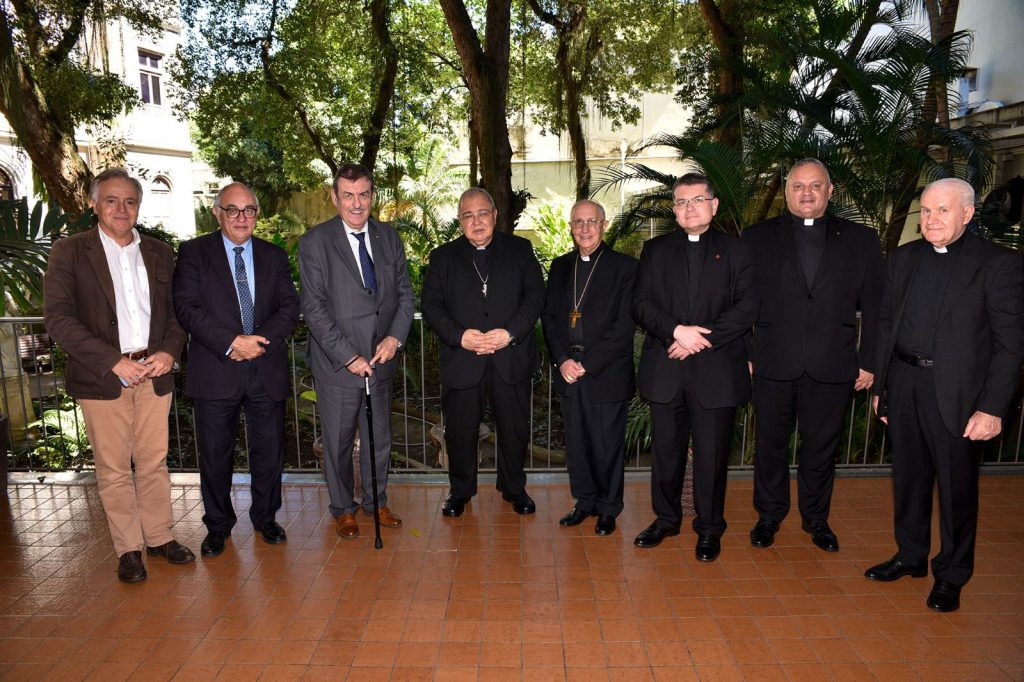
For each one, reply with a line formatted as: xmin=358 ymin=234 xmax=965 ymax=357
xmin=0 ymin=167 xmax=13 ymax=201
xmin=149 ymin=176 xmax=172 ymax=226
xmin=138 ymin=50 xmax=163 ymax=106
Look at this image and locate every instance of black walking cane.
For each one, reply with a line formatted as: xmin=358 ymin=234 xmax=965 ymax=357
xmin=363 ymin=374 xmax=384 ymax=549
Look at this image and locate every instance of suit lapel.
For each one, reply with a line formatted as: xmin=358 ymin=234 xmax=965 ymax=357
xmin=810 ymin=216 xmax=842 ymax=291
xmin=84 ymin=229 xmax=118 ymax=313
xmin=936 ymin=234 xmax=982 ymax=324
xmin=328 ymin=218 xmax=365 ymax=289
xmin=892 ymin=242 xmax=927 ymax=333
xmin=210 ymin=232 xmax=242 ymax=329
xmin=674 ymin=231 xmax=691 ymax=316
xmin=774 ymin=217 xmax=808 ymax=293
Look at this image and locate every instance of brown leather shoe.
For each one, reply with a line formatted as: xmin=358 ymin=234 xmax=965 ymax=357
xmin=365 ymin=506 xmax=402 ymax=529
xmin=146 ymin=539 xmax=196 ymax=565
xmin=336 ymin=513 xmax=359 ymax=539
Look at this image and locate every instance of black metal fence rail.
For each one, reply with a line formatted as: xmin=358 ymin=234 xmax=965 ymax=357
xmin=2 ymin=316 xmax=1021 ymax=474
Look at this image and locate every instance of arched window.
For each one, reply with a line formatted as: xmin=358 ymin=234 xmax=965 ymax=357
xmin=0 ymin=167 xmax=14 ymax=201
xmin=148 ymin=176 xmax=172 ymax=227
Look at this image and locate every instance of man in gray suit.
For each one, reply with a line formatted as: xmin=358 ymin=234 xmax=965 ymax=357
xmin=299 ymin=163 xmax=414 ymax=539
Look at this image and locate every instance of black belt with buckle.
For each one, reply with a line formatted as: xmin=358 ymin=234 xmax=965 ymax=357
xmin=895 ymin=348 xmax=933 ymax=369
xmin=122 ymin=349 xmax=149 ymax=361
xmin=569 ymin=345 xmax=585 ymax=354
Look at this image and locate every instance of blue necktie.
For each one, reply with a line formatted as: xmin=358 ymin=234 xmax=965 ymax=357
xmin=233 ymin=246 xmax=254 ymax=335
xmin=354 ymin=232 xmax=377 ymax=293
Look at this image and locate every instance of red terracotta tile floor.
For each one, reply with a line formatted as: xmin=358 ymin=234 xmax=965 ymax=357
xmin=1 ymin=474 xmax=1022 ymax=680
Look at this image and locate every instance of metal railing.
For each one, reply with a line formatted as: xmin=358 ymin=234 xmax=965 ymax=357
xmin=2 ymin=316 xmax=1022 ymax=474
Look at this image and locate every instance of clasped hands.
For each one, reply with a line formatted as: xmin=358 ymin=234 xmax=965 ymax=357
xmin=667 ymin=324 xmax=712 ymax=360
xmin=346 ymin=336 xmax=401 ymax=377
xmin=112 ymin=351 xmax=175 ymax=387
xmin=559 ymin=359 xmax=586 ymax=384
xmin=461 ymin=328 xmax=512 ymax=355
xmin=230 ymin=335 xmax=269 ymax=361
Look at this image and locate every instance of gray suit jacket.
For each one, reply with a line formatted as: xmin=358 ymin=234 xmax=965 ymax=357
xmin=299 ymin=215 xmax=414 ymax=389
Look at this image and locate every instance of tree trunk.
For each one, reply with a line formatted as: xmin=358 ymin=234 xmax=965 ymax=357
xmin=0 ymin=11 xmax=90 ymax=216
xmin=697 ymin=0 xmax=744 ymax=151
xmin=361 ymin=0 xmax=398 ymax=172
xmin=440 ymin=0 xmax=521 ymax=232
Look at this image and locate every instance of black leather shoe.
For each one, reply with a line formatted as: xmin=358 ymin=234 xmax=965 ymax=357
xmin=117 ymin=551 xmax=147 ymax=583
xmin=695 ymin=534 xmax=721 ymax=562
xmin=802 ymin=519 xmax=839 ymax=552
xmin=257 ymin=521 xmax=287 ymax=545
xmin=502 ymin=491 xmax=536 ymax=515
xmin=441 ymin=494 xmax=468 ymax=517
xmin=864 ymin=556 xmax=927 ymax=582
xmin=750 ymin=519 xmax=780 ymax=548
xmin=146 ymin=540 xmax=196 ymax=565
xmin=633 ymin=524 xmax=679 ymax=548
xmin=595 ymin=515 xmax=616 ymax=536
xmin=559 ymin=507 xmax=593 ymax=526
xmin=927 ymin=581 xmax=961 ymax=613
xmin=201 ymin=532 xmax=228 ymax=557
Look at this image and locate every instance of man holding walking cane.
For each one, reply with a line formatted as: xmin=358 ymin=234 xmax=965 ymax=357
xmin=299 ymin=163 xmax=414 ymax=540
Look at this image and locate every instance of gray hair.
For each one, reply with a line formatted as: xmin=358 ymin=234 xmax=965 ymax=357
xmin=214 ymin=182 xmax=261 ymax=212
xmin=787 ymin=158 xmax=832 ymax=185
xmin=90 ymin=168 xmax=143 ymax=204
xmin=458 ymin=187 xmax=496 ymax=214
xmin=923 ymin=178 xmax=975 ymax=208
xmin=570 ymin=199 xmax=606 ymax=221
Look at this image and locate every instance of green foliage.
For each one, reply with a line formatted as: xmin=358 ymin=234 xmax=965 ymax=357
xmin=0 ymin=199 xmax=90 ymax=313
xmin=515 ymin=0 xmax=681 ymax=137
xmin=603 ymin=0 xmax=990 ymax=251
xmin=137 ymin=222 xmax=182 ymax=252
xmin=27 ymin=391 xmax=90 ymax=469
xmin=173 ymin=0 xmax=463 ymax=190
xmin=256 ymin=210 xmax=306 ymax=287
xmin=528 ymin=204 xmax=574 ymax=271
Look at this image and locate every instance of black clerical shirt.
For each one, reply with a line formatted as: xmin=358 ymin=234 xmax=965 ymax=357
xmin=896 ymin=235 xmax=964 ymax=358
xmin=791 ymin=214 xmax=827 ymax=289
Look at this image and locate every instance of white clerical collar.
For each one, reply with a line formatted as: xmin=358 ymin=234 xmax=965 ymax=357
xmin=933 ymin=246 xmax=948 ymax=254
xmin=804 ymin=218 xmax=814 ymax=226
xmin=688 ymin=234 xmax=700 ymax=242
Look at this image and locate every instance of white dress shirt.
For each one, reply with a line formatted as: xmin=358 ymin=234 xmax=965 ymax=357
xmin=97 ymin=227 xmax=150 ymax=353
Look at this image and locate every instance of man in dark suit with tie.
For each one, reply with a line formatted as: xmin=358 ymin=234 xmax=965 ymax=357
xmin=299 ymin=164 xmax=414 ymax=539
xmin=742 ymin=159 xmax=883 ymax=552
xmin=542 ymin=200 xmax=637 ymax=536
xmin=633 ymin=173 xmax=758 ymax=561
xmin=173 ymin=182 xmax=300 ymax=557
xmin=422 ymin=188 xmax=546 ymax=517
xmin=866 ymin=178 xmax=1024 ymax=612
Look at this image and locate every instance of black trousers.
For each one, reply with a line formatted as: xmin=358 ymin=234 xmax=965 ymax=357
xmin=193 ymin=362 xmax=285 ymax=533
xmin=887 ymin=359 xmax=979 ymax=587
xmin=752 ymin=373 xmax=853 ymax=524
xmin=442 ymin=361 xmax=531 ymax=499
xmin=560 ymin=382 xmax=627 ymax=517
xmin=649 ymin=376 xmax=735 ymax=536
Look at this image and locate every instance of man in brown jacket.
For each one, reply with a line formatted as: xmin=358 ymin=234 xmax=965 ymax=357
xmin=44 ymin=168 xmax=195 ymax=583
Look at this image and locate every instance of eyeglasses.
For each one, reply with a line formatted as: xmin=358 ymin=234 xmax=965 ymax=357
xmin=459 ymin=209 xmax=494 ymax=223
xmin=570 ymin=218 xmax=603 ymax=229
xmin=673 ymin=196 xmax=712 ymax=208
xmin=217 ymin=205 xmax=258 ymax=219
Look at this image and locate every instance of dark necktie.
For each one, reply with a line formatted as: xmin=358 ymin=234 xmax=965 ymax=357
xmin=233 ymin=246 xmax=254 ymax=335
xmin=354 ymin=232 xmax=377 ymax=293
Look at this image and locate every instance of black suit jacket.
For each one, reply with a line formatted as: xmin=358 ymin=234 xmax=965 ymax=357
xmin=742 ymin=214 xmax=883 ymax=382
xmin=541 ymin=243 xmax=638 ymax=401
xmin=874 ymin=233 xmax=1024 ymax=434
xmin=421 ymin=231 xmax=545 ymax=388
xmin=173 ymin=231 xmax=300 ymax=401
xmin=633 ymin=229 xmax=758 ymax=408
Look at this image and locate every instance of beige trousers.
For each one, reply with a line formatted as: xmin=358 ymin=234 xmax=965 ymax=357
xmin=79 ymin=380 xmax=175 ymax=555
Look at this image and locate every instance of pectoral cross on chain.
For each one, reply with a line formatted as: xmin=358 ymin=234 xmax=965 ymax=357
xmin=569 ymin=310 xmax=582 ymax=328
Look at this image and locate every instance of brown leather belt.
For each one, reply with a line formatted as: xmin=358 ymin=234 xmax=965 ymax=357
xmin=122 ymin=350 xmax=149 ymax=361
xmin=895 ymin=348 xmax=933 ymax=369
